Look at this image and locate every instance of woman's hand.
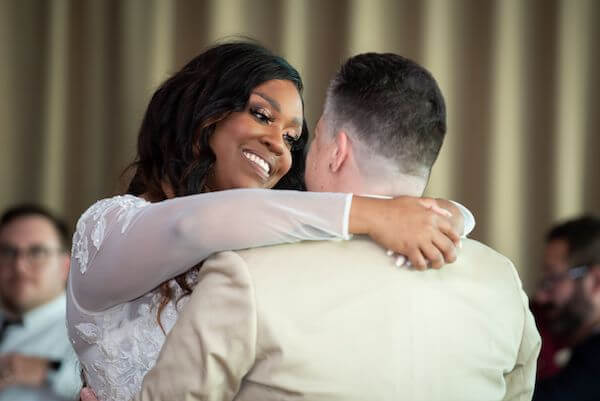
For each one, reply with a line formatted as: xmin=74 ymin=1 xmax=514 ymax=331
xmin=80 ymin=387 xmax=98 ymax=401
xmin=349 ymin=196 xmax=461 ymax=270
xmin=421 ymin=197 xmax=465 ymax=236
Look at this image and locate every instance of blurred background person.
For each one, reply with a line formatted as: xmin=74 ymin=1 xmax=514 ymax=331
xmin=0 ymin=205 xmax=80 ymax=401
xmin=532 ymin=215 xmax=600 ymax=400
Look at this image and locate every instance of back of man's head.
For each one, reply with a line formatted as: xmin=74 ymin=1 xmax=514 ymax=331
xmin=323 ymin=53 xmax=447 ymax=180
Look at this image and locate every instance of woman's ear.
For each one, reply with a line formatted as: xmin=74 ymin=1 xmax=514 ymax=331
xmin=329 ymin=131 xmax=349 ymax=173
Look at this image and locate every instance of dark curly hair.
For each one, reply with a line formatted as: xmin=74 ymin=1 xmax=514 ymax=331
xmin=123 ymin=41 xmax=309 ymax=330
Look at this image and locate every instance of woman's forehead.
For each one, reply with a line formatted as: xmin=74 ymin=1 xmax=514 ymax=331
xmin=250 ymin=80 xmax=303 ymax=121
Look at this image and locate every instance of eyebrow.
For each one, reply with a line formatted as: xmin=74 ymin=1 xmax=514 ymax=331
xmin=253 ymin=91 xmax=302 ymax=128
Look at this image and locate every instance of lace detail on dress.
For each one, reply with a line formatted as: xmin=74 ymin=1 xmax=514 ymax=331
xmin=75 ymin=323 xmax=102 ymax=344
xmin=72 ymin=195 xmax=149 ymax=274
xmin=74 ymin=273 xmax=197 ymax=401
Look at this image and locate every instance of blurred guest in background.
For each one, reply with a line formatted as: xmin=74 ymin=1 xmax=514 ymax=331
xmin=533 ymin=215 xmax=600 ymax=400
xmin=0 ymin=205 xmax=80 ymax=401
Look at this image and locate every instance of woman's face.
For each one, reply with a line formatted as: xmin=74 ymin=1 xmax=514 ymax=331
xmin=206 ymin=79 xmax=303 ymax=191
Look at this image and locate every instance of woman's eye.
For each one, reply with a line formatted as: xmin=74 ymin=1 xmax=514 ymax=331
xmin=251 ymin=108 xmax=272 ymax=123
xmin=283 ymin=133 xmax=300 ymax=149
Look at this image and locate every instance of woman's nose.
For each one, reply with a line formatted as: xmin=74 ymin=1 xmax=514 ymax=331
xmin=259 ymin=127 xmax=285 ymax=156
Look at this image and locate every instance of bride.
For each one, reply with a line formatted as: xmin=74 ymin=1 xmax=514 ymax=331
xmin=67 ymin=41 xmax=473 ymax=401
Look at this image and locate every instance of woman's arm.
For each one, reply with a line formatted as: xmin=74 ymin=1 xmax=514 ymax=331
xmin=434 ymin=198 xmax=475 ymax=237
xmin=71 ymin=189 xmax=468 ymax=311
xmin=71 ymin=190 xmax=349 ymax=311
xmin=348 ymin=196 xmax=463 ymax=269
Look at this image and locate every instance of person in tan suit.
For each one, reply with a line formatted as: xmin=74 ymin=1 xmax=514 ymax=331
xmin=129 ymin=53 xmax=541 ymax=401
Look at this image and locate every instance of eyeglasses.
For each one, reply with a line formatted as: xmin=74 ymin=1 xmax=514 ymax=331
xmin=0 ymin=244 xmax=63 ymax=269
xmin=538 ymin=265 xmax=589 ymax=291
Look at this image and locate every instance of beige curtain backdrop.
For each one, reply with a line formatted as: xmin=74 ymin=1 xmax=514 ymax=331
xmin=0 ymin=0 xmax=598 ymax=292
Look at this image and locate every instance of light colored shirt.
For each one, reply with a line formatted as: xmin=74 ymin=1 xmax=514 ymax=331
xmin=0 ymin=293 xmax=81 ymax=401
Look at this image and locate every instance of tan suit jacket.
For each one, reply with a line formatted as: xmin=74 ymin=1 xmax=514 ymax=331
xmin=136 ymin=238 xmax=540 ymax=401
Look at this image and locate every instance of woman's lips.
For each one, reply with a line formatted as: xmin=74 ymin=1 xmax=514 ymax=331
xmin=242 ymin=150 xmax=271 ymax=180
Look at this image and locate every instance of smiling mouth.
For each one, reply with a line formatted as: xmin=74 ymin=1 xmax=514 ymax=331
xmin=242 ymin=151 xmax=271 ymax=178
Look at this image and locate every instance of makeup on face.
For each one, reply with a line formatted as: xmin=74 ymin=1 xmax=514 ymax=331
xmin=207 ymin=79 xmax=304 ymax=191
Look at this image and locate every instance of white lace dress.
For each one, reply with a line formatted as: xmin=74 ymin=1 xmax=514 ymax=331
xmin=66 ymin=189 xmax=353 ymax=401
xmin=66 ymin=189 xmax=475 ymax=401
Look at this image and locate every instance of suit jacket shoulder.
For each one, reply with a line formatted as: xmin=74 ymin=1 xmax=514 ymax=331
xmin=230 ymin=238 xmax=539 ymax=401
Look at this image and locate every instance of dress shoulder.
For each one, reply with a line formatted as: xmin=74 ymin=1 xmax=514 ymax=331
xmin=71 ymin=195 xmax=150 ymax=275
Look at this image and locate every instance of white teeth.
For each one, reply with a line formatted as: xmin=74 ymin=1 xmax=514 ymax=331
xmin=243 ymin=152 xmax=270 ymax=175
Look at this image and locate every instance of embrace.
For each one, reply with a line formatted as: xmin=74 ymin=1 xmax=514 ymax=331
xmin=68 ymin=41 xmax=540 ymax=401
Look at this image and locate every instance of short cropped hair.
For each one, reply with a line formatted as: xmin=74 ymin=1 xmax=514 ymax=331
xmin=324 ymin=52 xmax=447 ymax=177
xmin=546 ymin=215 xmax=600 ymax=267
xmin=0 ymin=204 xmax=71 ymax=250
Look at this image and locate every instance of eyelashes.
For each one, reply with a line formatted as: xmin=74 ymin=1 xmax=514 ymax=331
xmin=250 ymin=107 xmax=273 ymax=124
xmin=283 ymin=133 xmax=302 ymax=150
xmin=250 ymin=106 xmax=302 ymax=150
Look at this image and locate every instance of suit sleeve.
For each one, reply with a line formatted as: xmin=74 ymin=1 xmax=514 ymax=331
xmin=134 ymin=252 xmax=257 ymax=401
xmin=503 ymin=267 xmax=542 ymax=401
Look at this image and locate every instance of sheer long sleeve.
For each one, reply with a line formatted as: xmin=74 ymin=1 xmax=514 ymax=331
xmin=451 ymin=201 xmax=475 ymax=237
xmin=70 ymin=189 xmax=352 ymax=312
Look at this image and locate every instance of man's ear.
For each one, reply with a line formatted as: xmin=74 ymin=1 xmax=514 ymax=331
xmin=329 ymin=131 xmax=349 ymax=173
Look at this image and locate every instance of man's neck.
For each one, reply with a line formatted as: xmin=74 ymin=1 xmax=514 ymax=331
xmin=339 ymin=174 xmax=426 ymax=198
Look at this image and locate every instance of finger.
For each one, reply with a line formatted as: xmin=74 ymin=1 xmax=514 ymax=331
xmin=429 ymin=204 xmax=452 ymax=217
xmin=438 ymin=218 xmax=461 ymax=245
xmin=420 ymin=243 xmax=444 ymax=269
xmin=81 ymin=387 xmax=98 ymax=401
xmin=407 ymin=248 xmax=427 ymax=270
xmin=418 ymin=197 xmax=438 ymax=209
xmin=420 ymin=198 xmax=452 ymax=218
xmin=432 ymin=233 xmax=457 ymax=264
xmin=0 ymin=370 xmax=13 ymax=389
xmin=394 ymin=255 xmax=406 ymax=267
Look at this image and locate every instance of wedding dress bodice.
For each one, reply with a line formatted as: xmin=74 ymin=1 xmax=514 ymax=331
xmin=68 ymin=269 xmax=194 ymax=401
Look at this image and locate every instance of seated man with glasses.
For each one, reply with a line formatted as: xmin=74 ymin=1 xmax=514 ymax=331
xmin=532 ymin=215 xmax=600 ymax=401
xmin=0 ymin=205 xmax=80 ymax=401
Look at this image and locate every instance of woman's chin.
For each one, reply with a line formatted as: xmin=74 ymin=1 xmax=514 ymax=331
xmin=219 ymin=177 xmax=276 ymax=190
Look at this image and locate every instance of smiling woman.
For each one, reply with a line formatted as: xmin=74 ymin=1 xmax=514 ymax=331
xmin=66 ymin=41 xmax=470 ymax=401
xmin=127 ymin=41 xmax=310 ymax=200
xmin=207 ymin=79 xmax=303 ymax=190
